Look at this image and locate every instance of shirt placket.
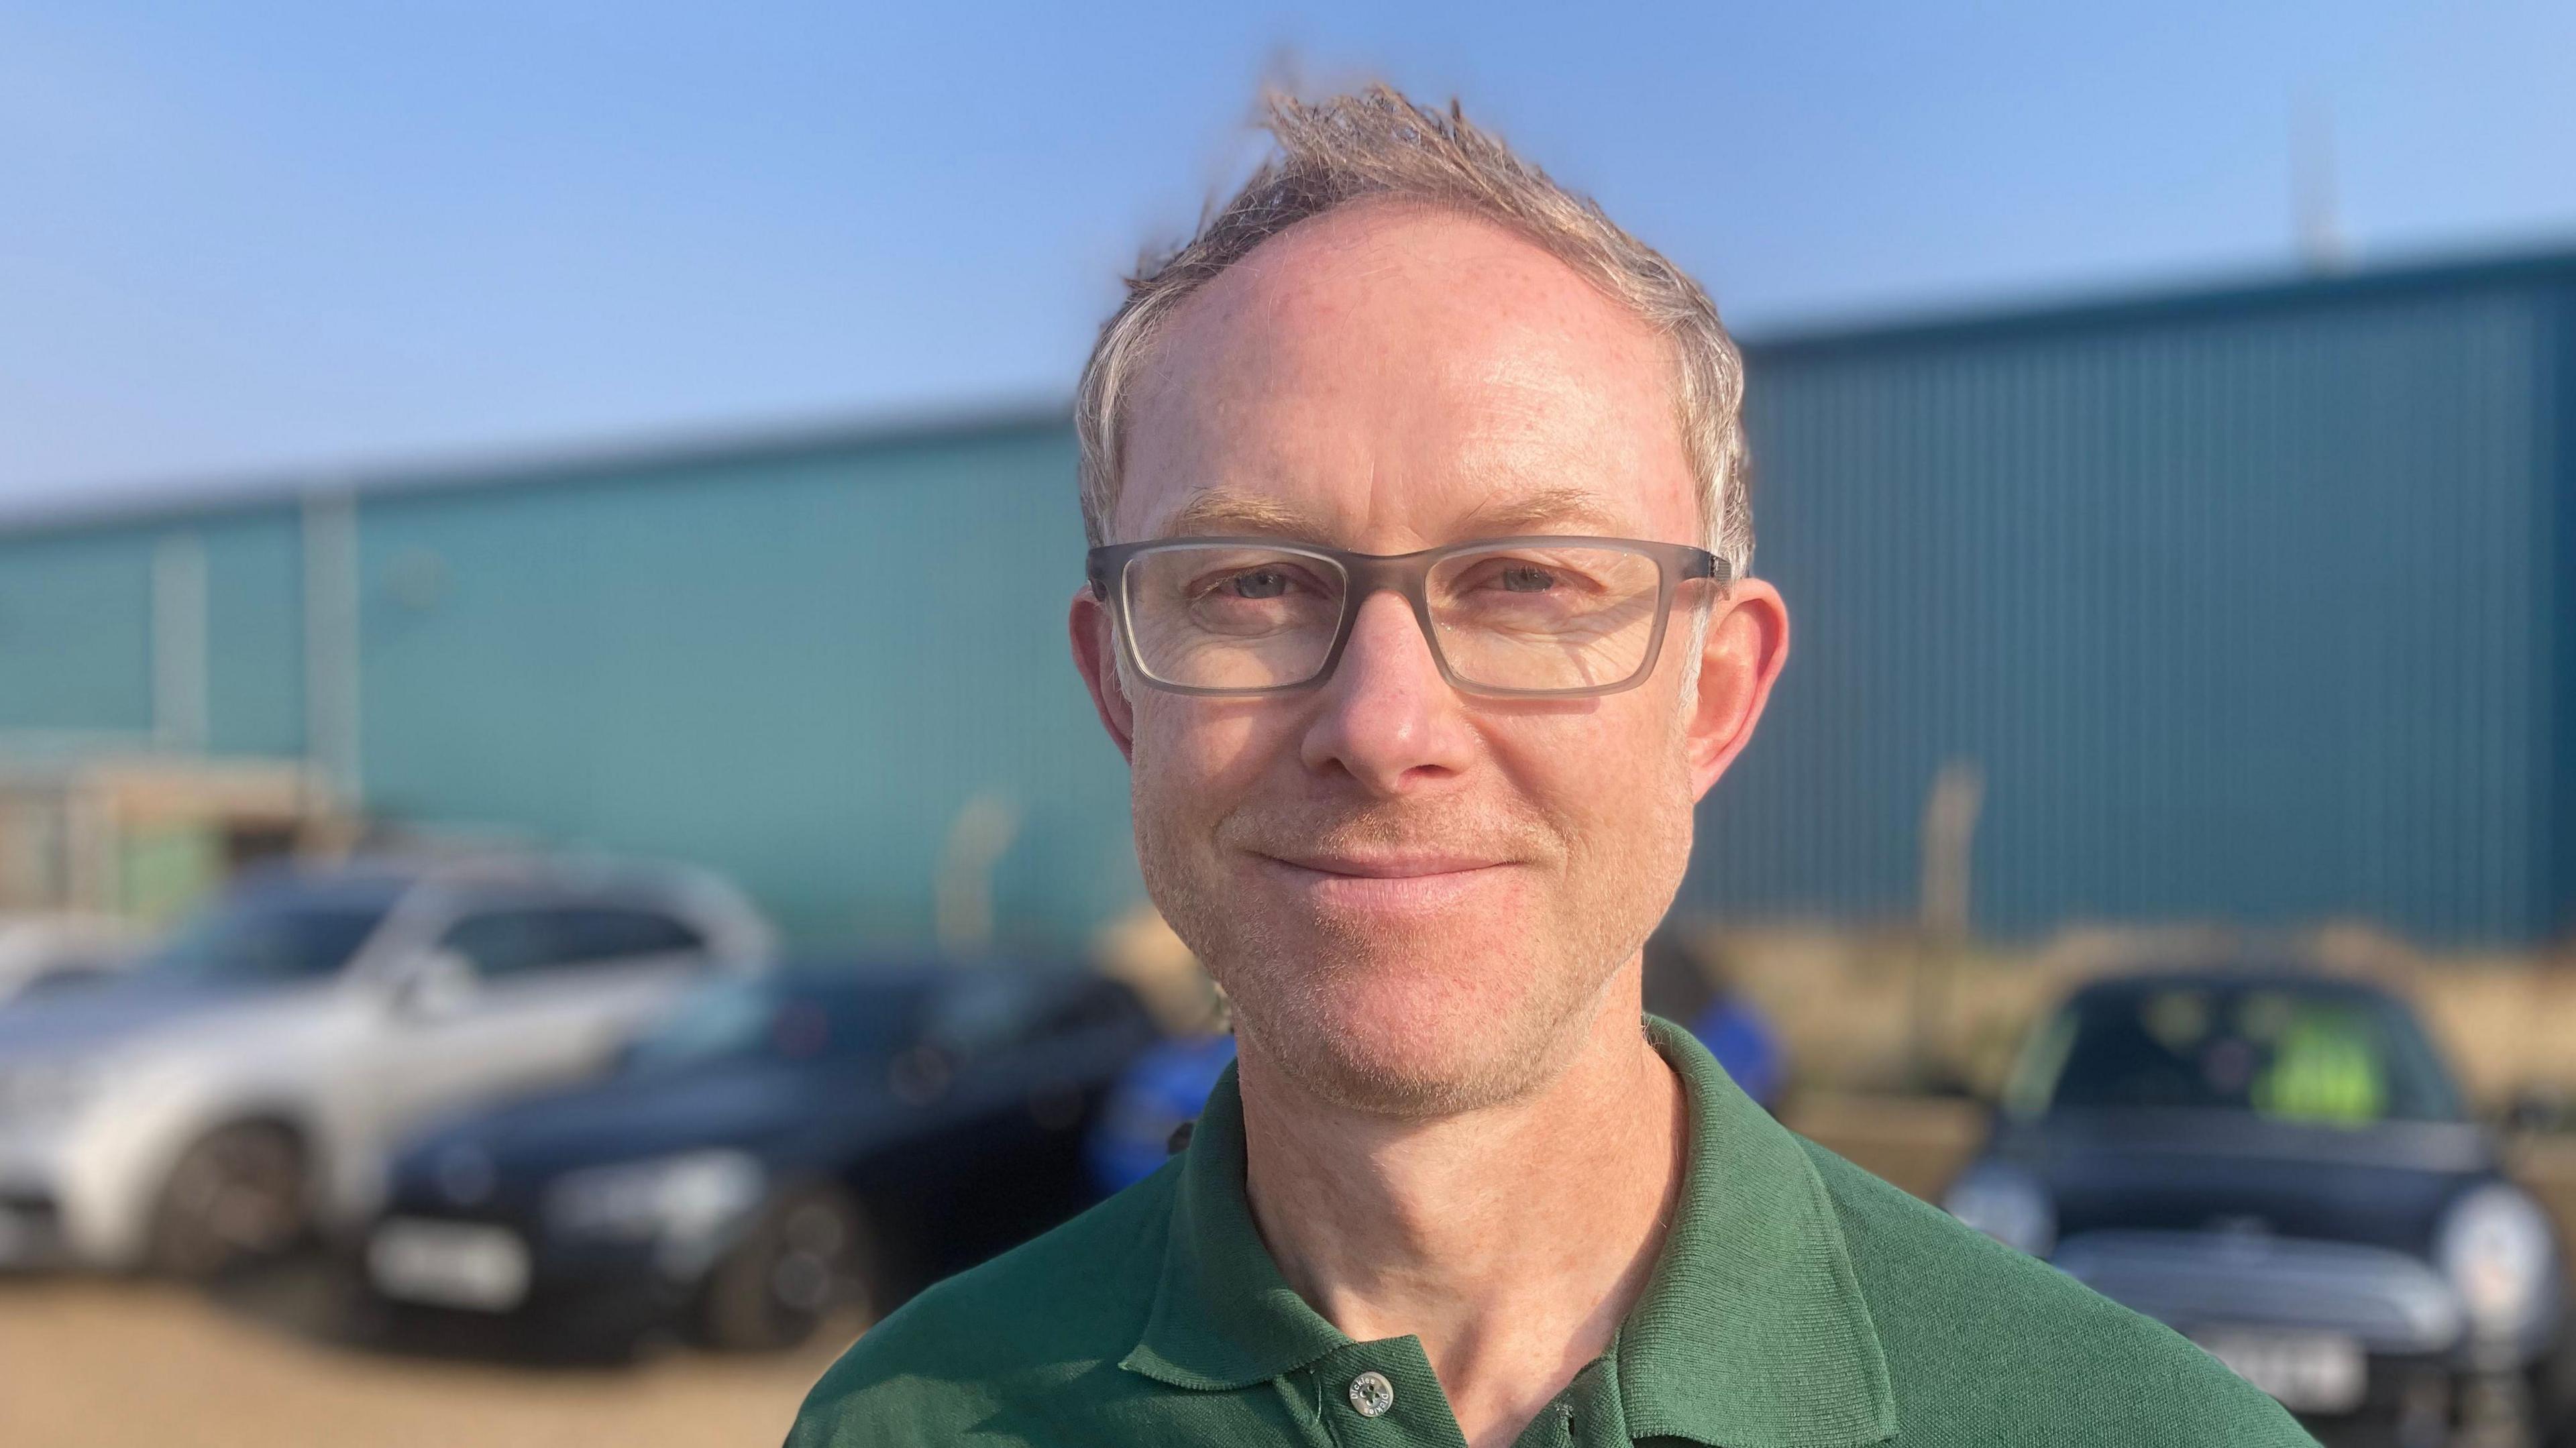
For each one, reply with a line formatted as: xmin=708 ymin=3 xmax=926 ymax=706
xmin=1303 ymin=1338 xmax=1467 ymax=1448
xmin=1507 ymin=1357 xmax=1620 ymax=1448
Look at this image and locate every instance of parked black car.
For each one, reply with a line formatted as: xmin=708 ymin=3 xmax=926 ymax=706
xmin=362 ymin=961 xmax=1160 ymax=1352
xmin=1946 ymin=970 xmax=2565 ymax=1446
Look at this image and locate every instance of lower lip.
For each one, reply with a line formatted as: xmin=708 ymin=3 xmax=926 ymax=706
xmin=1252 ymin=856 xmax=1515 ymax=913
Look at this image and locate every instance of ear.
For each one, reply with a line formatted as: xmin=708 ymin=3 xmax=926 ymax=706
xmin=1682 ymin=579 xmax=1789 ymax=800
xmin=1069 ymin=587 xmax=1137 ymax=763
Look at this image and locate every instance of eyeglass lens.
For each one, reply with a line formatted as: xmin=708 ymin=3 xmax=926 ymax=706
xmin=1120 ymin=542 xmax=1670 ymax=693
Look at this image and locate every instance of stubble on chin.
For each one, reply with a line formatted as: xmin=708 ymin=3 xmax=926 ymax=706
xmin=1136 ymin=795 xmax=1684 ymax=1121
xmin=1224 ymin=930 xmax=1606 ymax=1119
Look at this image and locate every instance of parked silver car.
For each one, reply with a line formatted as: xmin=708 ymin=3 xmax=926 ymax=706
xmin=0 ymin=914 xmax=142 ymax=1005
xmin=0 ymin=853 xmax=772 ymax=1275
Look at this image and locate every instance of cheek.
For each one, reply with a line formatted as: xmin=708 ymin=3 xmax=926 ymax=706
xmin=1507 ymin=698 xmax=1692 ymax=844
xmin=1130 ymin=700 xmax=1296 ymax=836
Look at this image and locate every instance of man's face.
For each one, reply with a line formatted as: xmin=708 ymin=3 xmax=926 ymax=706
xmin=1071 ymin=203 xmax=1786 ymax=1115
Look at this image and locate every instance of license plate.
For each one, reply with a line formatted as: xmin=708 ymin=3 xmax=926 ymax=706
xmin=2194 ymin=1329 xmax=2366 ymax=1414
xmin=368 ymin=1219 xmax=531 ymax=1312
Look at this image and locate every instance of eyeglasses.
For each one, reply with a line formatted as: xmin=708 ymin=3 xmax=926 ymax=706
xmin=1086 ymin=535 xmax=1729 ymax=698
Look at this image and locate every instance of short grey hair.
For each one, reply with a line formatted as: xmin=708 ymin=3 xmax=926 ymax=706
xmin=1075 ymin=84 xmax=1754 ymax=578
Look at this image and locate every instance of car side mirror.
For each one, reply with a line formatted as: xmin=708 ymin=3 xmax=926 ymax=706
xmin=394 ymin=949 xmax=481 ymax=1020
xmin=2503 ymin=1087 xmax=2563 ymax=1138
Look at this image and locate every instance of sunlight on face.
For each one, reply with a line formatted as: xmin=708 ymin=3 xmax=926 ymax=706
xmin=1112 ymin=202 xmax=1713 ymax=1115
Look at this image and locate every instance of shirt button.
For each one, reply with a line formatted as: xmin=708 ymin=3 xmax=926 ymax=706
xmin=1348 ymin=1370 xmax=1395 ymax=1418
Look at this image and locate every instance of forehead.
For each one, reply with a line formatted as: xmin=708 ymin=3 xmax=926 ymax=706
xmin=1115 ymin=202 xmax=1699 ymax=549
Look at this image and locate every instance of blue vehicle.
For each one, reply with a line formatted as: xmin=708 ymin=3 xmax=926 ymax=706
xmin=1086 ymin=1032 xmax=1242 ymax=1194
xmin=1085 ymin=985 xmax=1784 ymax=1196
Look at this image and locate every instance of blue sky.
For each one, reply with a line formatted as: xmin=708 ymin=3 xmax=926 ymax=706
xmin=3 ymin=1 xmax=2571 ymax=510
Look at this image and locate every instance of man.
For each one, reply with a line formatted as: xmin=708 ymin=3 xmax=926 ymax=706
xmin=790 ymin=86 xmax=2312 ymax=1448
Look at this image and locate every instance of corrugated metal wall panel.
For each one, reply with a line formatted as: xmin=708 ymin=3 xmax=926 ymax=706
xmin=353 ymin=423 xmax=1136 ymax=947
xmin=0 ymin=528 xmax=155 ymax=739
xmin=1688 ymin=278 xmax=2563 ymax=943
xmin=202 ymin=508 xmax=306 ymax=757
xmin=0 ymin=506 xmax=304 ymax=757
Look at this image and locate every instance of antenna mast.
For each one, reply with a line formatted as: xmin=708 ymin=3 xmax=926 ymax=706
xmin=2294 ymin=93 xmax=2347 ymax=273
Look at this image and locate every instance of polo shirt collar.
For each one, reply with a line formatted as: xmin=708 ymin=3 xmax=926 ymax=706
xmin=1120 ymin=1017 xmax=1897 ymax=1447
xmin=1619 ymin=1017 xmax=1896 ymax=1446
xmin=1118 ymin=1054 xmax=1348 ymax=1390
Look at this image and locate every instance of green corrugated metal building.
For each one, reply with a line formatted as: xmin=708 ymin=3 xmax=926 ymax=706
xmin=0 ymin=416 xmax=1135 ymax=948
xmin=4 ymin=247 xmax=2571 ymax=948
xmin=1693 ymin=248 xmax=2576 ymax=946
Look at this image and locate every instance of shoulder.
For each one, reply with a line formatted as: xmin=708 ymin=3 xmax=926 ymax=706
xmin=786 ymin=1162 xmax=1179 ymax=1448
xmin=1796 ymin=1139 xmax=2316 ymax=1447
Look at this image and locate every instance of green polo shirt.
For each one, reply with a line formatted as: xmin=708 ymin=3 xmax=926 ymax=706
xmin=788 ymin=1018 xmax=2315 ymax=1447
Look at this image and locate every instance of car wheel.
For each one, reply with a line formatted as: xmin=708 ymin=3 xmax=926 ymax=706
xmin=148 ymin=1122 xmax=311 ymax=1278
xmin=697 ymin=1184 xmax=879 ymax=1351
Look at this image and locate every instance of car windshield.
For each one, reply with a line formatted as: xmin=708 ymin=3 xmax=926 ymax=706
xmin=2006 ymin=981 xmax=2464 ymax=1125
xmin=141 ymin=891 xmax=392 ymax=986
xmin=621 ymin=975 xmax=916 ymax=1073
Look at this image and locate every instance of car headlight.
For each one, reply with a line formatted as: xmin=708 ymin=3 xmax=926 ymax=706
xmin=0 ymin=1058 xmax=109 ymax=1123
xmin=545 ymin=1150 xmax=767 ymax=1243
xmin=1943 ymin=1164 xmax=2057 ymax=1258
xmin=2436 ymin=1182 xmax=2559 ymax=1342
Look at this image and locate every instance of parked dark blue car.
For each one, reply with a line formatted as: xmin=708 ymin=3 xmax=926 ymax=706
xmin=364 ymin=962 xmax=1159 ymax=1351
xmin=1946 ymin=970 xmax=2565 ymax=1445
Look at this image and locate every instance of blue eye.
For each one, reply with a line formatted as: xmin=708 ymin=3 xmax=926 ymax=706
xmin=1224 ymin=569 xmax=1294 ymax=600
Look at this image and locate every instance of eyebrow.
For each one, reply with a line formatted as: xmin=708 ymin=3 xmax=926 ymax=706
xmin=1453 ymin=484 xmax=1636 ymax=538
xmin=1149 ymin=483 xmax=1639 ymax=544
xmin=1151 ymin=488 xmax=1326 ymax=541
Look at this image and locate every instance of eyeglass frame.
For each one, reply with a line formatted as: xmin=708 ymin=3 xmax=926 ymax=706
xmin=1085 ymin=535 xmax=1733 ymax=700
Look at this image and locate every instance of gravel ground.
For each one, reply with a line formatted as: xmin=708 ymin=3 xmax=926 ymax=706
xmin=0 ymin=1270 xmax=855 ymax=1448
xmin=0 ymin=1101 xmax=1980 ymax=1448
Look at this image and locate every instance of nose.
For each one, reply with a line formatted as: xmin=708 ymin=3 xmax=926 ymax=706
xmin=1299 ymin=590 xmax=1474 ymax=794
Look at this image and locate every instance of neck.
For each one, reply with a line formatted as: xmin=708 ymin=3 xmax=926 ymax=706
xmin=1234 ymin=966 xmax=1686 ymax=1448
